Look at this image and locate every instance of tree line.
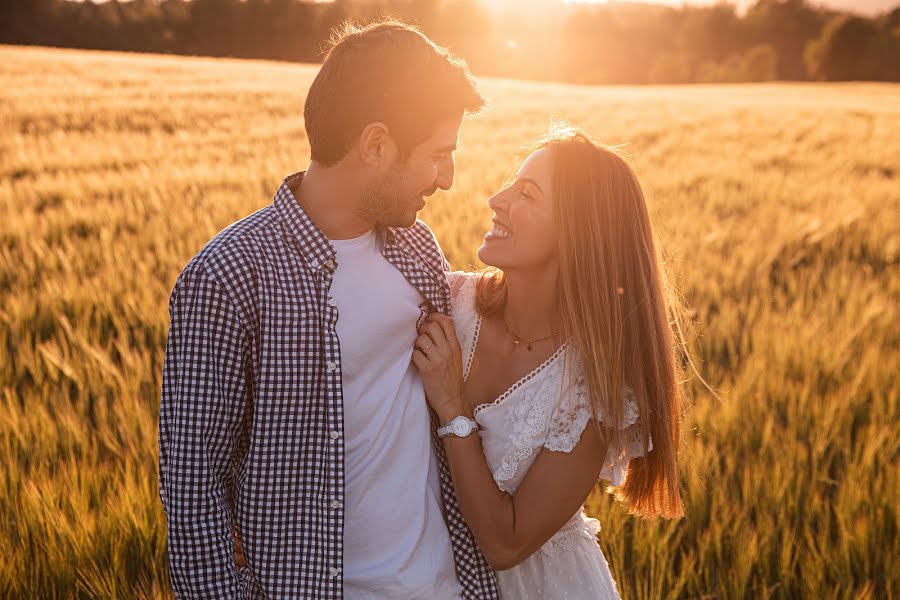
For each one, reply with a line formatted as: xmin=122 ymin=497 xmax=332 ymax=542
xmin=2 ymin=0 xmax=898 ymax=83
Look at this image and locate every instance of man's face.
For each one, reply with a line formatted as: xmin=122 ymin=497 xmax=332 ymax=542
xmin=358 ymin=112 xmax=463 ymax=228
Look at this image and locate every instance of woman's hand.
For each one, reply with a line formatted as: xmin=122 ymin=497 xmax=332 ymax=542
xmin=412 ymin=312 xmax=467 ymax=422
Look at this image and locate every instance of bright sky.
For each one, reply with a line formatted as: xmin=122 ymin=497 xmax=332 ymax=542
xmin=563 ymin=0 xmax=897 ymax=16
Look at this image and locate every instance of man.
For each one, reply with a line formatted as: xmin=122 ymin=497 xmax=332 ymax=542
xmin=158 ymin=19 xmax=499 ymax=599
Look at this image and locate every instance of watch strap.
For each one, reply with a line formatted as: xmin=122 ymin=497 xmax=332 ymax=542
xmin=437 ymin=416 xmax=478 ymax=439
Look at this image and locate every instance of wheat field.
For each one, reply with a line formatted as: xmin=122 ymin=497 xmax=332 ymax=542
xmin=1 ymin=44 xmax=898 ymax=599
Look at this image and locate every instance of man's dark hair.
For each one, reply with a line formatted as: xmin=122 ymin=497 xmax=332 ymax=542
xmin=304 ymin=19 xmax=486 ymax=166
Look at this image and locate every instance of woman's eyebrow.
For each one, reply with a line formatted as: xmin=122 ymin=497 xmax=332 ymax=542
xmin=515 ymin=175 xmax=544 ymax=195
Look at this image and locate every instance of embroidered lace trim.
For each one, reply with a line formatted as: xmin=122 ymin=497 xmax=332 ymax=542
xmin=472 ymin=343 xmax=567 ymax=418
xmin=449 ymin=273 xmax=481 ymax=381
xmin=464 ymin=315 xmax=482 ymax=382
xmin=540 ymin=513 xmax=602 ymax=558
xmin=543 ymin=371 xmax=641 ymax=453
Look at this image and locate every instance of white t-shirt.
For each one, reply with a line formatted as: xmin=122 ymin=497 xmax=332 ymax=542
xmin=329 ymin=229 xmax=463 ymax=600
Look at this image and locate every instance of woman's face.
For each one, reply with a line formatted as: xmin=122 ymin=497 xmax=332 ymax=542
xmin=477 ymin=148 xmax=558 ymax=272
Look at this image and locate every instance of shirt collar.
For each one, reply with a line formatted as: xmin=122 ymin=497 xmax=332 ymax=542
xmin=274 ymin=171 xmax=336 ymax=271
xmin=274 ymin=172 xmax=447 ymax=293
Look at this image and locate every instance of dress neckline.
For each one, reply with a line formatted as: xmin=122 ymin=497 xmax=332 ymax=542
xmin=464 ymin=311 xmax=567 ymax=419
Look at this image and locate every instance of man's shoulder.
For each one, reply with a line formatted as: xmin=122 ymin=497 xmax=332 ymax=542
xmin=180 ymin=204 xmax=281 ymax=292
xmin=188 ymin=205 xmax=278 ymax=269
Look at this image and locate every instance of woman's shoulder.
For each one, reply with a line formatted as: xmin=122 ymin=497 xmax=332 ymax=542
xmin=447 ymin=269 xmax=480 ymax=288
xmin=447 ymin=270 xmax=481 ymax=304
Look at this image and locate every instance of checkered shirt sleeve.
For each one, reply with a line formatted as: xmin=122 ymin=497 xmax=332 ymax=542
xmin=159 ymin=264 xmax=250 ymax=597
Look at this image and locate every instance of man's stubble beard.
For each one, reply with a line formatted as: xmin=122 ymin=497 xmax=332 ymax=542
xmin=357 ymin=162 xmax=413 ymax=229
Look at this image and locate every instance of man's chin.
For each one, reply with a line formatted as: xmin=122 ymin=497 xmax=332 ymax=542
xmin=380 ymin=211 xmax=419 ymax=229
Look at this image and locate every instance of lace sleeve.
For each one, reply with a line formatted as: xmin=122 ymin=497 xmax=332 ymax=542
xmin=543 ymin=374 xmax=653 ymax=486
xmin=598 ymin=386 xmax=652 ymax=485
xmin=542 ymin=373 xmax=593 ymax=454
xmin=447 ymin=271 xmax=472 ymax=303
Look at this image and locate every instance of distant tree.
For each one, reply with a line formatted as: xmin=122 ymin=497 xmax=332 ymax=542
xmin=863 ymin=26 xmax=900 ymax=80
xmin=804 ymin=15 xmax=885 ymax=80
xmin=430 ymin=0 xmax=494 ymax=72
xmin=742 ymin=43 xmax=778 ymax=81
xmin=650 ymin=54 xmax=693 ymax=84
xmin=187 ymin=0 xmax=242 ymax=56
xmin=563 ymin=4 xmax=677 ymax=84
xmin=745 ymin=0 xmax=824 ymax=79
xmin=561 ymin=7 xmax=622 ymax=84
xmin=696 ymin=55 xmax=743 ymax=82
xmin=676 ymin=3 xmax=746 ymax=67
xmin=0 ymin=0 xmax=61 ymax=46
xmin=884 ymin=6 xmax=900 ymax=31
xmin=0 ymin=0 xmax=36 ymax=44
xmin=869 ymin=7 xmax=900 ymax=81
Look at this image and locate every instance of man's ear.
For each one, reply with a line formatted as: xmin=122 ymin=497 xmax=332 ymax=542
xmin=357 ymin=122 xmax=398 ymax=167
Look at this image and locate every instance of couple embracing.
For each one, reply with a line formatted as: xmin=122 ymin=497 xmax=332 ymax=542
xmin=158 ymin=19 xmax=684 ymax=600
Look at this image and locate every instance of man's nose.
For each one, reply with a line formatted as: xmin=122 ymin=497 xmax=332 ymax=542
xmin=435 ymin=160 xmax=455 ymax=191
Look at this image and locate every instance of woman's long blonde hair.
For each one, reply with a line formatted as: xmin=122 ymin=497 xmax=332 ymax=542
xmin=477 ymin=124 xmax=686 ymax=519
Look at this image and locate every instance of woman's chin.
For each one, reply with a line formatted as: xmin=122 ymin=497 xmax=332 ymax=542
xmin=477 ymin=243 xmax=504 ymax=268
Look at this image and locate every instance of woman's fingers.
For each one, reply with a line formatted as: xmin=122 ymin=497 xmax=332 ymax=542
xmin=415 ymin=333 xmax=435 ymax=355
xmin=428 ymin=312 xmax=459 ymax=346
xmin=411 ymin=348 xmax=429 ymax=370
xmin=419 ymin=319 xmax=447 ymax=348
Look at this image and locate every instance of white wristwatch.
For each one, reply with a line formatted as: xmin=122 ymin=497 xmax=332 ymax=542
xmin=437 ymin=416 xmax=479 ymax=439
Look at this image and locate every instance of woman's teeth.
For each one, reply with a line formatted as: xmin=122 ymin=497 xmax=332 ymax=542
xmin=488 ymin=222 xmax=512 ymax=239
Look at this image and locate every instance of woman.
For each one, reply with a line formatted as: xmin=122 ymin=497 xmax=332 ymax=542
xmin=413 ymin=124 xmax=685 ymax=598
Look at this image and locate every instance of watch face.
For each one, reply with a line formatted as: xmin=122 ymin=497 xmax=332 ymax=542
xmin=452 ymin=418 xmax=470 ymax=436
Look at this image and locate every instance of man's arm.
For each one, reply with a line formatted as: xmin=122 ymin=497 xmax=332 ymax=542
xmin=158 ymin=264 xmax=251 ymax=597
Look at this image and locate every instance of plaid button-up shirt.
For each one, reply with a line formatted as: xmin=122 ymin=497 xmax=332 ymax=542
xmin=158 ymin=172 xmax=499 ymax=599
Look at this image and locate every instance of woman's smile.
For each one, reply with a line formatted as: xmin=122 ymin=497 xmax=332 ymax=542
xmin=484 ymin=219 xmax=513 ymax=241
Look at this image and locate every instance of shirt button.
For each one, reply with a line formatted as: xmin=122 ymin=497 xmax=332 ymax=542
xmin=324 ymin=259 xmax=335 ymax=269
xmin=327 ymin=361 xmax=337 ymax=372
xmin=331 ymin=500 xmax=341 ymax=509
xmin=330 ymin=430 xmax=340 ymax=440
xmin=329 ymin=567 xmax=339 ymax=577
xmin=328 ymin=297 xmax=337 ymax=307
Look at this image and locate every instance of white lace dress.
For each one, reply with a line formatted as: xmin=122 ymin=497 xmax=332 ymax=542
xmin=449 ymin=272 xmax=651 ymax=600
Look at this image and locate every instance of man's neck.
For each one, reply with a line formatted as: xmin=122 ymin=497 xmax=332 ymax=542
xmin=290 ymin=162 xmax=374 ymax=240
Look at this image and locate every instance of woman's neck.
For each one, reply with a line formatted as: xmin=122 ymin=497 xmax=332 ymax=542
xmin=501 ymin=264 xmax=562 ymax=340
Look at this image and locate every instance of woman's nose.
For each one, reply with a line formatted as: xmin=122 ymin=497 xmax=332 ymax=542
xmin=487 ymin=189 xmax=509 ymax=212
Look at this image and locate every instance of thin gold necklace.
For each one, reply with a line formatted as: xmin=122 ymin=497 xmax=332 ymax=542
xmin=503 ymin=317 xmax=559 ymax=351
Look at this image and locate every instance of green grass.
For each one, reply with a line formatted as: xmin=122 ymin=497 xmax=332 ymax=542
xmin=1 ymin=44 xmax=897 ymax=599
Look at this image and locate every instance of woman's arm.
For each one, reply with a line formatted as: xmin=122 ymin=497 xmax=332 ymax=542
xmin=441 ymin=414 xmax=608 ymax=570
xmin=413 ymin=312 xmax=610 ymax=570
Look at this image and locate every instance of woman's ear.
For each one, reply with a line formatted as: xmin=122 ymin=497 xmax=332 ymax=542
xmin=357 ymin=122 xmax=398 ymax=167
